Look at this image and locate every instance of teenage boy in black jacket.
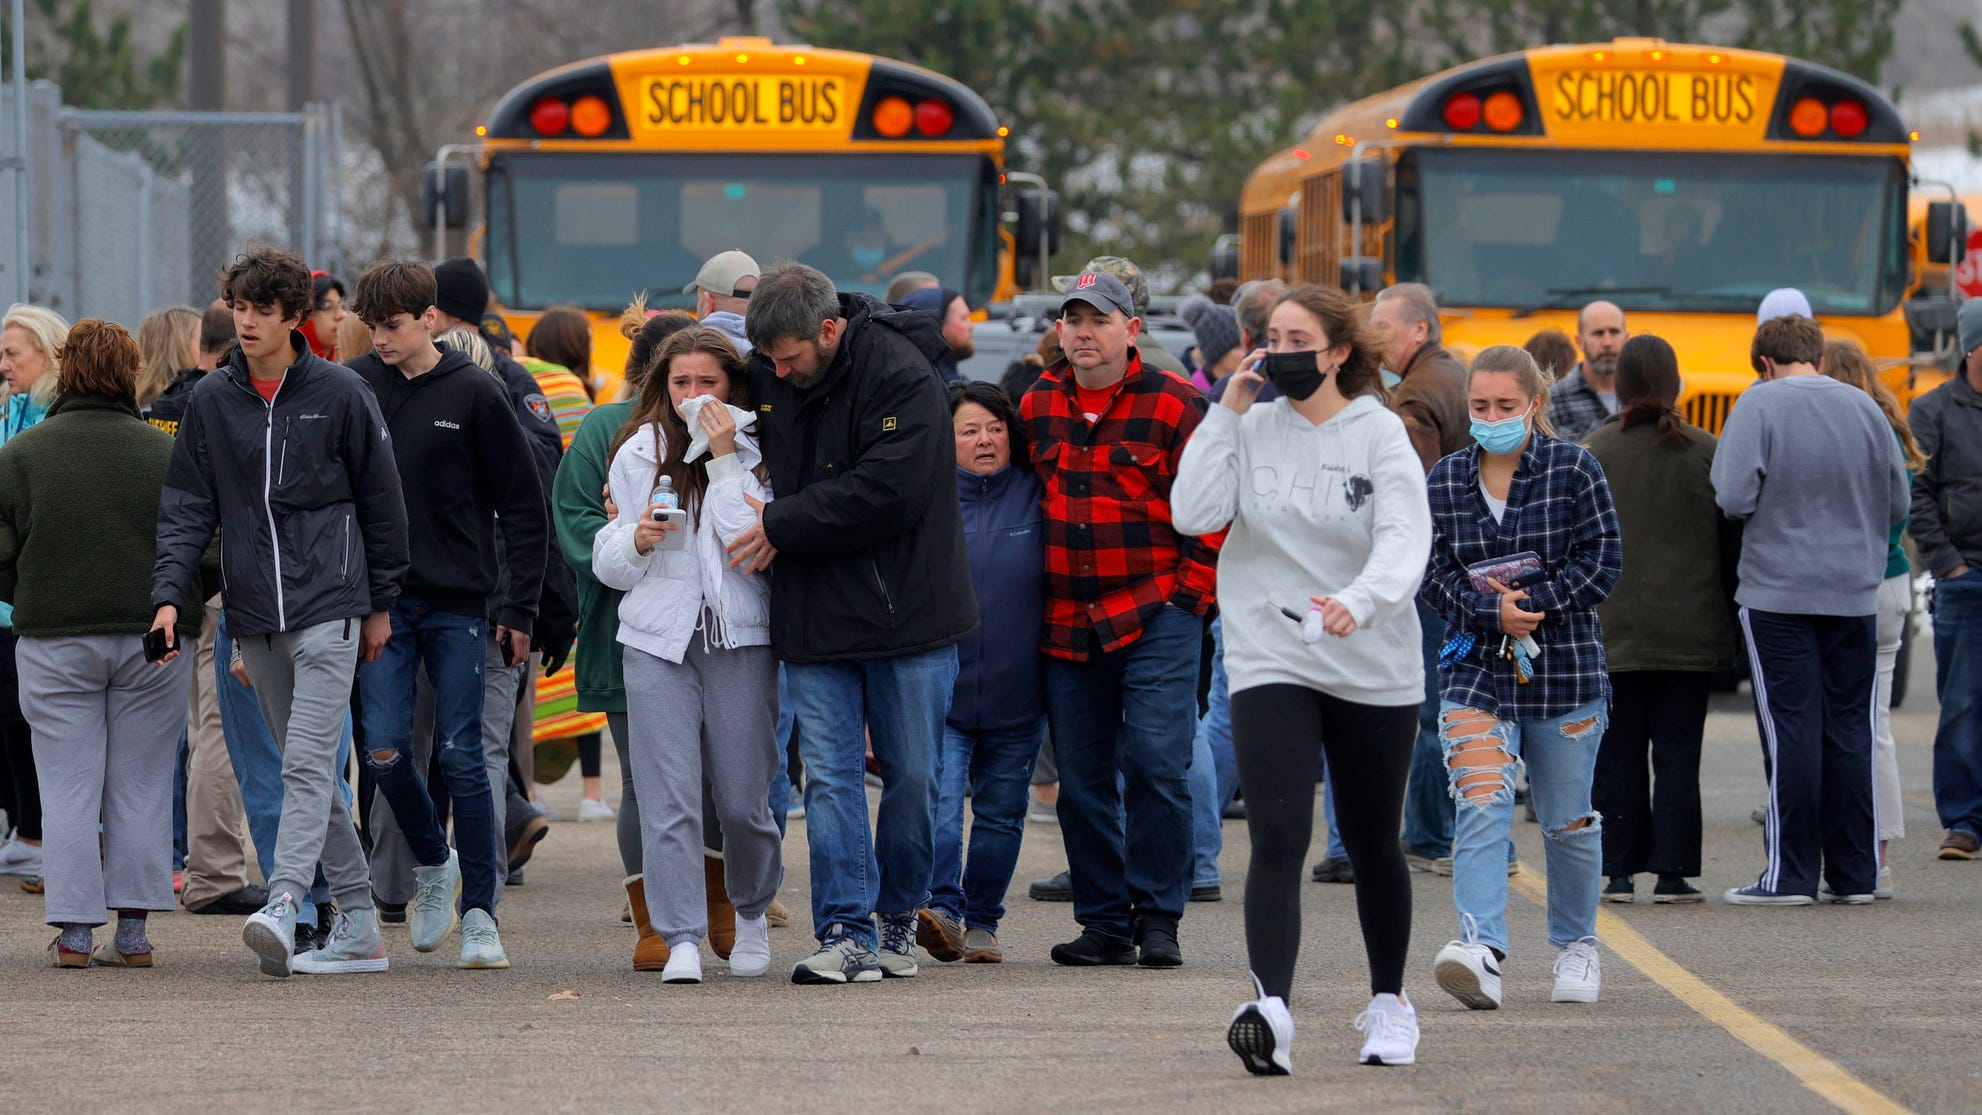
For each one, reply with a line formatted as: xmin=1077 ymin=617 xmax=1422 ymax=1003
xmin=151 ymin=247 xmax=410 ymax=978
xmin=346 ymin=260 xmax=548 ymax=970
xmin=739 ymin=262 xmax=976 ymax=984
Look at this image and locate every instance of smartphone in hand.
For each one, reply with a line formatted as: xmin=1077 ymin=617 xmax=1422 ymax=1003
xmin=142 ymin=627 xmax=173 ymax=663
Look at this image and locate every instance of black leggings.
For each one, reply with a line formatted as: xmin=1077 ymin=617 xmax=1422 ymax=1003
xmin=1231 ymin=684 xmax=1416 ymax=1001
xmin=0 ymin=630 xmax=38 ymax=841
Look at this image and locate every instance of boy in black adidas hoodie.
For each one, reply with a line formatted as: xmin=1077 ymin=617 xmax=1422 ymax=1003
xmin=345 ymin=260 xmax=548 ymax=970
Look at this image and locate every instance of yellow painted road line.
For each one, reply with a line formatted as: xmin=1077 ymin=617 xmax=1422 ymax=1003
xmin=1507 ymin=871 xmax=1911 ymax=1115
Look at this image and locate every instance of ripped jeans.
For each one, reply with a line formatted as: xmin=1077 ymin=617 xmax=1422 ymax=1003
xmin=1441 ymin=698 xmax=1605 ymax=955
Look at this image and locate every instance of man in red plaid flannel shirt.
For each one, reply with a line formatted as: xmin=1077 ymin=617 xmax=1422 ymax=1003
xmin=1020 ymin=269 xmax=1220 ymax=969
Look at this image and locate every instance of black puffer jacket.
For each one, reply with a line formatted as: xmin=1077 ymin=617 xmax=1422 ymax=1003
xmin=751 ymin=292 xmax=977 ymax=663
xmin=153 ymin=332 xmax=409 ymax=637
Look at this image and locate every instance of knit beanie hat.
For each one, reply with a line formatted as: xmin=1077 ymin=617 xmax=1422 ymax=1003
xmin=1191 ymin=304 xmax=1241 ymax=367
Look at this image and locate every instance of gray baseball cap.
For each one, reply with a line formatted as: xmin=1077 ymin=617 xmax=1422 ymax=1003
xmin=1059 ymin=271 xmax=1136 ymax=319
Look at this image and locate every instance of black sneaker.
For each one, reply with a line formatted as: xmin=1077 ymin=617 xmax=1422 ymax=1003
xmin=1653 ymin=875 xmax=1704 ymax=904
xmin=1028 ymin=870 xmax=1073 ymax=902
xmin=376 ymin=899 xmax=408 ymax=924
xmin=1048 ymin=929 xmax=1137 ymax=966
xmin=186 ymin=884 xmax=269 ymax=915
xmin=506 ymin=867 xmax=526 ymax=887
xmin=1311 ymin=857 xmax=1355 ymax=884
xmin=1603 ymin=876 xmax=1635 ymax=904
xmin=1220 ymin=799 xmax=1247 ymax=821
xmin=1188 ymin=883 xmax=1222 ymax=902
xmin=1133 ymin=914 xmax=1183 ymax=969
xmin=506 ymin=801 xmax=550 ymax=871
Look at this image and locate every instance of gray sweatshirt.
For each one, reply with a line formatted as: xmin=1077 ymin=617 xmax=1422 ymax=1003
xmin=1172 ymin=395 xmax=1430 ymax=705
xmin=1710 ymin=375 xmax=1907 ymax=616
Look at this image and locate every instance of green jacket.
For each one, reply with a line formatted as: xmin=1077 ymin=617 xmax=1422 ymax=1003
xmin=0 ymin=394 xmax=205 ymax=639
xmin=553 ymin=398 xmax=634 ymax=712
xmin=1581 ymin=416 xmax=1738 ymax=673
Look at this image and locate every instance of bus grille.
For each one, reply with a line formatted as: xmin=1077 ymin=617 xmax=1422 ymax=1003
xmin=1682 ymin=392 xmax=1737 ymax=434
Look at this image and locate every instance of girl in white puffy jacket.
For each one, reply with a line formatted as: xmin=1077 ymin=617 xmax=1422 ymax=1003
xmin=592 ymin=327 xmax=781 ymax=984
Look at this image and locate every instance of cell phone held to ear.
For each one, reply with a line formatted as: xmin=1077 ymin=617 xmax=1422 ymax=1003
xmin=142 ymin=626 xmax=173 ymax=663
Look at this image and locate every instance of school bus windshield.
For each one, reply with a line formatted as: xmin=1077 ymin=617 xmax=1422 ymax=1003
xmin=1394 ymin=148 xmax=1907 ymax=316
xmin=484 ymin=151 xmax=998 ymax=311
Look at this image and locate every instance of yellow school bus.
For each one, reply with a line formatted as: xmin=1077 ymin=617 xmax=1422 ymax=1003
xmin=1236 ymin=39 xmax=1928 ymax=430
xmin=455 ymin=38 xmax=1017 ymax=398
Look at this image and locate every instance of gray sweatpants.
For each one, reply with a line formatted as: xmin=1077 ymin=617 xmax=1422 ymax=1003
xmin=623 ymin=641 xmax=780 ymax=941
xmin=237 ymin=619 xmax=373 ymax=911
xmin=370 ymin=634 xmax=520 ymax=904
xmin=18 ymin=635 xmax=191 ymax=926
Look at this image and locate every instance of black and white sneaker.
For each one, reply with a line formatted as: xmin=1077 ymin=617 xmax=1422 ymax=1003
xmin=1227 ymin=976 xmax=1293 ymax=1076
xmin=1432 ymin=938 xmax=1503 ymax=1010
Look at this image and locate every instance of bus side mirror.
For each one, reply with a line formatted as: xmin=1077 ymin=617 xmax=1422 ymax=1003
xmin=424 ymin=163 xmax=469 ymax=230
xmin=1016 ymin=189 xmax=1062 ymax=261
xmin=1339 ymin=257 xmax=1383 ymax=294
xmin=1927 ymin=201 xmax=1967 ymax=265
xmin=1209 ymin=234 xmax=1239 ymax=281
xmin=1341 ymin=158 xmax=1387 ymax=224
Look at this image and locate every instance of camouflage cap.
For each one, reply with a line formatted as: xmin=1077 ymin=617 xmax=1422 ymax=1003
xmin=1051 ymin=255 xmax=1149 ymax=318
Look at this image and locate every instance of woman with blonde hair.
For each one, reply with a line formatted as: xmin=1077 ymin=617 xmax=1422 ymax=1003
xmin=0 ymin=319 xmax=198 ymax=965
xmin=1424 ymin=344 xmax=1622 ymax=1010
xmin=135 ymin=306 xmax=201 ymax=411
xmin=0 ymin=303 xmax=70 ymax=890
xmin=1821 ymin=339 xmax=1921 ymax=897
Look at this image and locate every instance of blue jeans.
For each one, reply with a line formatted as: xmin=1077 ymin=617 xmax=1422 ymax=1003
xmin=216 ymin=610 xmax=348 ymax=922
xmin=1318 ymin=759 xmax=1348 ymax=861
xmin=1190 ymin=618 xmax=1236 ymax=887
xmin=1443 ymin=698 xmax=1606 ymax=954
xmin=357 ymin=596 xmax=500 ymax=917
xmin=787 ymin=645 xmax=957 ymax=950
xmin=770 ymin=666 xmax=794 ymax=839
xmin=930 ymin=719 xmax=1042 ymax=931
xmin=1045 ymin=605 xmax=1202 ymax=939
xmin=1933 ymin=571 xmax=1982 ymax=838
xmin=1401 ymin=597 xmax=1454 ymax=859
xmin=172 ymin=729 xmax=189 ymax=873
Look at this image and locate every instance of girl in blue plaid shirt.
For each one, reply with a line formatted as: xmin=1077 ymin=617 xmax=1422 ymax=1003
xmin=1420 ymin=345 xmax=1622 ymax=1012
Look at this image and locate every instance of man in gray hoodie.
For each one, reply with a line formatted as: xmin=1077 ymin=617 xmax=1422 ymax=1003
xmin=686 ymin=249 xmax=758 ymax=354
xmin=1907 ymin=298 xmax=1982 ymax=861
xmin=1711 ymin=313 xmax=1908 ymax=904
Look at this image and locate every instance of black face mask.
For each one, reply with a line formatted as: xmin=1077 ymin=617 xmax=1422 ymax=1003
xmin=1260 ymin=351 xmax=1328 ymax=400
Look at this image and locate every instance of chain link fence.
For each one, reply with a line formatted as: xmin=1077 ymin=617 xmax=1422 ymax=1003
xmin=2 ymin=79 xmax=342 ymax=326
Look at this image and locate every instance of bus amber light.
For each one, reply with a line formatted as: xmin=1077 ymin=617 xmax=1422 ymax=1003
xmin=1789 ymin=96 xmax=1828 ymax=137
xmin=915 ymin=98 xmax=955 ymax=137
xmin=529 ymin=96 xmax=569 ymax=136
xmin=1483 ymin=90 xmax=1523 ymax=131
xmin=570 ymin=95 xmax=611 ymax=137
xmin=1830 ymin=99 xmax=1868 ymax=138
xmin=873 ymin=96 xmax=914 ymax=138
xmin=1443 ymin=92 xmax=1482 ymax=131
xmin=997 ymin=125 xmax=1010 ymax=137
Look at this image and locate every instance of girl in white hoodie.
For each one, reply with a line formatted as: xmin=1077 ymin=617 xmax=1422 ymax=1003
xmin=1173 ymin=285 xmax=1432 ymax=1073
xmin=593 ymin=327 xmax=780 ymax=983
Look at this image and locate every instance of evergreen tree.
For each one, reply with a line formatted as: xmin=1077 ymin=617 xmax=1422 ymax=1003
xmin=1 ymin=0 xmax=187 ymax=111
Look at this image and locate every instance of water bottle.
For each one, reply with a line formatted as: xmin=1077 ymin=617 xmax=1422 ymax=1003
xmin=650 ymin=475 xmax=679 ymax=518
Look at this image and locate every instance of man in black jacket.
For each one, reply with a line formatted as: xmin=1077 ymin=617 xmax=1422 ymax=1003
xmin=739 ymin=262 xmax=976 ymax=984
xmin=151 ymin=247 xmax=410 ymax=978
xmin=346 ymin=260 xmax=548 ymax=970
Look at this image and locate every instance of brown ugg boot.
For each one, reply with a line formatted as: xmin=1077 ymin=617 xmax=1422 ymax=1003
xmin=705 ymin=854 xmax=737 ymax=960
xmin=625 ymin=875 xmax=670 ymax=971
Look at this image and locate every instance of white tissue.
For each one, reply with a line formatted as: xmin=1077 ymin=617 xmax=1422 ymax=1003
xmin=676 ymin=394 xmax=757 ymax=463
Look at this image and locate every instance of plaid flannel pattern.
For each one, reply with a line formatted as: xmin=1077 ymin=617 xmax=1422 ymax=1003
xmin=1421 ymin=435 xmax=1623 ymax=719
xmin=1022 ymin=353 xmax=1221 ymax=661
xmin=1548 ymin=367 xmax=1613 ymax=444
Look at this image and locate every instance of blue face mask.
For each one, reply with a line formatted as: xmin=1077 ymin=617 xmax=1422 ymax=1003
xmin=1469 ymin=406 xmax=1532 ymax=455
xmin=851 ymin=247 xmax=885 ymax=268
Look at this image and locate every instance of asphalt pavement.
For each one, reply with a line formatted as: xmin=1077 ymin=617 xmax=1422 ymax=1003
xmin=1 ymin=645 xmax=1976 ymax=1114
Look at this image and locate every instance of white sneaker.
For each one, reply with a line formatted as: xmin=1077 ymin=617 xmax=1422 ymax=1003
xmin=1433 ymin=940 xmax=1503 ymax=1010
xmin=1551 ymin=937 xmax=1601 ymax=1003
xmin=535 ymin=798 xmax=562 ymax=822
xmin=457 ymin=908 xmax=510 ymax=969
xmin=1227 ymin=976 xmax=1294 ymax=1076
xmin=729 ymin=913 xmax=771 ymax=978
xmin=1876 ymin=865 xmax=1894 ymax=900
xmin=577 ymin=798 xmax=615 ymax=823
xmin=0 ymin=834 xmax=43 ymax=875
xmin=663 ymin=939 xmax=703 ymax=983
xmin=1355 ymin=993 xmax=1419 ymax=1066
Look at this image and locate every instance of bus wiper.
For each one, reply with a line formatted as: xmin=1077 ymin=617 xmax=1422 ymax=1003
xmin=1512 ymin=285 xmax=1672 ymax=318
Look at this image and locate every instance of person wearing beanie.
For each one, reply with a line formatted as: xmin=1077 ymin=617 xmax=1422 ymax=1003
xmin=899 ymin=286 xmax=973 ymax=384
xmin=1190 ymin=304 xmax=1243 ymax=389
xmin=1177 ymin=292 xmax=1215 ymax=330
xmin=1908 ymin=297 xmax=1982 ymax=860
xmin=1757 ymin=288 xmax=1814 ymax=324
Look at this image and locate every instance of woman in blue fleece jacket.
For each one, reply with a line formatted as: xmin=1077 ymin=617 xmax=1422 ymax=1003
xmin=919 ymin=381 xmax=1045 ymax=965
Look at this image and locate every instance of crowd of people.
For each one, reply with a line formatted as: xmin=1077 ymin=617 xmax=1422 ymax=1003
xmin=0 ymin=238 xmax=1977 ymax=1077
